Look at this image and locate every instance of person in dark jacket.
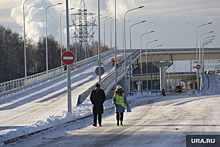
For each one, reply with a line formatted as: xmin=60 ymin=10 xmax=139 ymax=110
xmin=113 ymin=85 xmax=129 ymax=126
xmin=90 ymin=83 xmax=106 ymax=127
xmin=161 ymin=89 xmax=166 ymax=96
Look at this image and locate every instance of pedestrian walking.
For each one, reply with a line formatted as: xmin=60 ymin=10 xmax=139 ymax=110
xmin=90 ymin=83 xmax=106 ymax=127
xmin=113 ymin=85 xmax=129 ymax=126
xmin=162 ymin=89 xmax=166 ymax=96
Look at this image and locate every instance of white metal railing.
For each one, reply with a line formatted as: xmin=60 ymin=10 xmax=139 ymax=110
xmin=0 ymin=50 xmax=115 ymax=97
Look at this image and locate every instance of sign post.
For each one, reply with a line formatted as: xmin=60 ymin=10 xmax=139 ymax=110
xmin=65 ymin=0 xmax=73 ymax=113
xmin=196 ymin=65 xmax=201 ymax=92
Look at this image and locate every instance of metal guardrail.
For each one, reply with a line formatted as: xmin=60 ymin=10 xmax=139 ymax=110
xmin=0 ymin=50 xmax=115 ymax=97
xmin=76 ymin=50 xmax=140 ymax=105
xmin=0 ymin=66 xmax=65 ymax=96
xmin=143 ymin=47 xmax=220 ymax=53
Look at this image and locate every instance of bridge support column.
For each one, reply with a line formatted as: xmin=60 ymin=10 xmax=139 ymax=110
xmin=183 ymin=81 xmax=188 ymax=90
xmin=136 ymin=81 xmax=142 ymax=92
xmin=153 ymin=61 xmax=172 ymax=91
xmin=193 ymin=81 xmax=196 ymax=92
xmin=159 ymin=66 xmax=166 ymax=91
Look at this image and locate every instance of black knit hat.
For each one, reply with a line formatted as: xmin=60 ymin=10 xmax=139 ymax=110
xmin=95 ymin=83 xmax=100 ymax=87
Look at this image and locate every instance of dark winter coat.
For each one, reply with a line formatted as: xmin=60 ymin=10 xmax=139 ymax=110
xmin=90 ymin=89 xmax=106 ymax=114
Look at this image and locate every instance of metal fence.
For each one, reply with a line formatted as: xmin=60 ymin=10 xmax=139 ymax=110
xmin=0 ymin=50 xmax=115 ymax=97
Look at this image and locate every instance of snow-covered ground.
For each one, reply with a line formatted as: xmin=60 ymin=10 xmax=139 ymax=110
xmin=1 ymin=69 xmax=220 ymax=146
xmin=0 ymin=53 xmax=123 ymax=144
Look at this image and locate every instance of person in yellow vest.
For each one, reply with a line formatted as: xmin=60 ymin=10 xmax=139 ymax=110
xmin=113 ymin=85 xmax=129 ymax=126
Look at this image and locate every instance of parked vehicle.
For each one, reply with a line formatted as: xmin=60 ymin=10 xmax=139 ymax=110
xmin=216 ymin=70 xmax=220 ymax=73
xmin=175 ymin=86 xmax=182 ymax=92
xmin=208 ymin=70 xmax=215 ymax=74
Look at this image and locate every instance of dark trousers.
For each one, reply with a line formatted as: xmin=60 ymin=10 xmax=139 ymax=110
xmin=116 ymin=112 xmax=124 ymax=122
xmin=93 ymin=114 xmax=102 ymax=125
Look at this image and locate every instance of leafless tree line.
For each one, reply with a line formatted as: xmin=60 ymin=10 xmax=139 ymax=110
xmin=0 ymin=25 xmax=111 ymax=83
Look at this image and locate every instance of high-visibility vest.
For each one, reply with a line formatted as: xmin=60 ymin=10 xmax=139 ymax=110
xmin=115 ymin=94 xmax=126 ymax=107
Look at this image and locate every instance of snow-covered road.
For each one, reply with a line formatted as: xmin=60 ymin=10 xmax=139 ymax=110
xmin=4 ymin=74 xmax=220 ymax=147
xmin=0 ymin=53 xmax=121 ymax=136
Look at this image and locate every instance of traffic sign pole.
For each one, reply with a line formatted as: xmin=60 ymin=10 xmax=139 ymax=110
xmin=65 ymin=0 xmax=72 ymax=113
xmin=196 ymin=65 xmax=201 ymax=92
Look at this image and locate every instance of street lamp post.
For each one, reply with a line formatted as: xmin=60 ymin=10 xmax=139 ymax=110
xmin=140 ymin=31 xmax=154 ymax=95
xmin=195 ymin=22 xmax=212 ymax=92
xmin=65 ymin=0 xmax=71 ymax=113
xmin=201 ymin=35 xmax=215 ymax=77
xmin=45 ymin=3 xmax=62 ymax=73
xmin=198 ymin=30 xmax=213 ymax=91
xmin=199 ymin=31 xmax=213 ymax=65
xmin=98 ymin=0 xmax=101 ymax=85
xmin=123 ymin=6 xmax=144 ymax=95
xmin=114 ymin=0 xmax=117 ymax=87
xmin=129 ymin=20 xmax=146 ymax=95
xmin=60 ymin=8 xmax=74 ymax=66
xmin=145 ymin=22 xmax=153 ymax=94
xmin=23 ymin=0 xmax=27 ymax=78
xmin=196 ymin=22 xmax=212 ymax=64
xmin=146 ymin=40 xmax=158 ymax=92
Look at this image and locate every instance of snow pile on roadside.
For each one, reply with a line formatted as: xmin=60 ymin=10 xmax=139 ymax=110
xmin=1 ymin=93 xmax=140 ymax=143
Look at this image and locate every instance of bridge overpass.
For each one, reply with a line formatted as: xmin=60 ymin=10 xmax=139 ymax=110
xmin=130 ymin=48 xmax=220 ymax=91
xmin=134 ymin=48 xmax=220 ymax=62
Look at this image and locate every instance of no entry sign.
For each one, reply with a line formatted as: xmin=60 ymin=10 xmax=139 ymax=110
xmin=196 ymin=65 xmax=201 ymax=69
xmin=61 ymin=51 xmax=75 ymax=65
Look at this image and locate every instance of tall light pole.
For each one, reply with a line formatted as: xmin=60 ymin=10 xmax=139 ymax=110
xmin=114 ymin=0 xmax=117 ymax=87
xmin=98 ymin=0 xmax=101 ymax=85
xmin=60 ymin=8 xmax=74 ymax=66
xmin=65 ymin=0 xmax=71 ymax=113
xmin=129 ymin=20 xmax=146 ymax=56
xmin=195 ymin=22 xmax=212 ymax=64
xmin=199 ymin=31 xmax=213 ymax=65
xmin=23 ymin=0 xmax=27 ymax=78
xmin=140 ymin=31 xmax=154 ymax=95
xmin=195 ymin=22 xmax=212 ymax=92
xmin=198 ymin=30 xmax=213 ymax=91
xmin=146 ymin=40 xmax=158 ymax=92
xmin=104 ymin=17 xmax=112 ymax=52
xmin=182 ymin=22 xmax=188 ymax=49
xmin=201 ymin=36 xmax=215 ymax=76
xmin=45 ymin=3 xmax=62 ymax=73
xmin=123 ymin=6 xmax=144 ymax=95
xmin=129 ymin=20 xmax=146 ymax=95
xmin=145 ymin=21 xmax=153 ymax=93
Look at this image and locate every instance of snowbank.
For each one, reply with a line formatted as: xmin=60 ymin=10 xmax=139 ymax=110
xmin=1 ymin=92 xmax=143 ymax=145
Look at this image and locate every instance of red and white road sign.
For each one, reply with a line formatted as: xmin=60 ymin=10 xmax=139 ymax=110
xmin=61 ymin=51 xmax=75 ymax=65
xmin=196 ymin=65 xmax=201 ymax=69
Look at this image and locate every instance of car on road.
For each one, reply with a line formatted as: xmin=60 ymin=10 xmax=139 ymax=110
xmin=175 ymin=86 xmax=182 ymax=92
xmin=216 ymin=70 xmax=220 ymax=73
xmin=208 ymin=70 xmax=215 ymax=74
